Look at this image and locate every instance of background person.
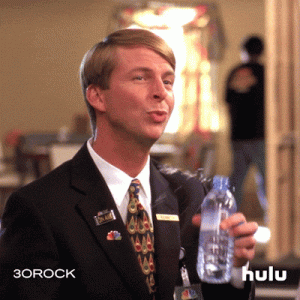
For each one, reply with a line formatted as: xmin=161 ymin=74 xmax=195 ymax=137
xmin=225 ymin=36 xmax=267 ymax=216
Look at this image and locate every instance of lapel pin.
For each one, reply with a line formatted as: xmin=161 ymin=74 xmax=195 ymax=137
xmin=156 ymin=214 xmax=179 ymax=221
xmin=94 ymin=209 xmax=116 ymax=226
xmin=107 ymin=230 xmax=122 ymax=240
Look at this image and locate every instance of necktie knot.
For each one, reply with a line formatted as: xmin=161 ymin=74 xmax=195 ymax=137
xmin=128 ymin=179 xmax=144 ymax=214
xmin=129 ymin=179 xmax=141 ymax=198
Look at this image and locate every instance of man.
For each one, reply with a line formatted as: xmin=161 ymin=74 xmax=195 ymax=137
xmin=0 ymin=29 xmax=257 ymax=299
xmin=225 ymin=36 xmax=267 ymax=215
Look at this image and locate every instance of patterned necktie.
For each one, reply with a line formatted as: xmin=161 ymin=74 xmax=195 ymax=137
xmin=126 ymin=179 xmax=156 ymax=294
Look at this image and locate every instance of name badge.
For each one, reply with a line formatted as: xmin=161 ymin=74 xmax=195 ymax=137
xmin=94 ymin=209 xmax=116 ymax=226
xmin=156 ymin=214 xmax=179 ymax=221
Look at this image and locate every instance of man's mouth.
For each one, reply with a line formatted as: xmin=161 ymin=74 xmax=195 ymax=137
xmin=147 ymin=110 xmax=168 ymax=123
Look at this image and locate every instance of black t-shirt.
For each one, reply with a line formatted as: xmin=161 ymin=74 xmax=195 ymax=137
xmin=225 ymin=62 xmax=265 ymax=140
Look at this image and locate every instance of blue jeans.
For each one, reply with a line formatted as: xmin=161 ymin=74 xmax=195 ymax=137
xmin=230 ymin=139 xmax=267 ymax=212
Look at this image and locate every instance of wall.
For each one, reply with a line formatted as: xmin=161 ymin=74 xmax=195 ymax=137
xmin=0 ymin=0 xmax=265 ymax=184
xmin=0 ymin=0 xmax=115 ymax=138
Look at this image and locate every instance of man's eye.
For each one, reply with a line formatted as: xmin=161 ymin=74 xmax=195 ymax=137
xmin=164 ymin=80 xmax=174 ymax=86
xmin=134 ymin=76 xmax=144 ymax=81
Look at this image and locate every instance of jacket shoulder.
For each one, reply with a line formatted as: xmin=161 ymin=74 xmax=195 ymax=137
xmin=154 ymin=161 xmax=209 ymax=197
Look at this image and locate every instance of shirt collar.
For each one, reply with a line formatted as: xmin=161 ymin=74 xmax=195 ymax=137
xmin=86 ymin=139 xmax=151 ymax=206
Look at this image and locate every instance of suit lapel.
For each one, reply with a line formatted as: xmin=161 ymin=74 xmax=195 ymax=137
xmin=150 ymin=162 xmax=181 ymax=298
xmin=70 ymin=145 xmax=151 ymax=298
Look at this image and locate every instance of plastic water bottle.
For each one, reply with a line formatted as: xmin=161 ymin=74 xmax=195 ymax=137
xmin=197 ymin=175 xmax=237 ymax=283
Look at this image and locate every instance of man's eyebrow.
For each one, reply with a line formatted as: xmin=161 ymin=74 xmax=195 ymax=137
xmin=163 ymin=70 xmax=175 ymax=77
xmin=127 ymin=67 xmax=151 ymax=74
xmin=128 ymin=67 xmax=175 ymax=76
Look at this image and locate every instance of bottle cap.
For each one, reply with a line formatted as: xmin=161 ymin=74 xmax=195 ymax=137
xmin=212 ymin=175 xmax=230 ymax=191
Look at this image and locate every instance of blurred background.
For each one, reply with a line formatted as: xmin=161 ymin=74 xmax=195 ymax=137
xmin=0 ymin=0 xmax=299 ymax=298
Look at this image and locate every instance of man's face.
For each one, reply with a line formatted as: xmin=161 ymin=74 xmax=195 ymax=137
xmin=98 ymin=46 xmax=175 ymax=147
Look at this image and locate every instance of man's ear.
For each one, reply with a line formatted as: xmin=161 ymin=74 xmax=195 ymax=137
xmin=86 ymin=84 xmax=106 ymax=112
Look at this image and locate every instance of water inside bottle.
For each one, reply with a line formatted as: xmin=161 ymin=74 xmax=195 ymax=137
xmin=198 ymin=230 xmax=234 ymax=283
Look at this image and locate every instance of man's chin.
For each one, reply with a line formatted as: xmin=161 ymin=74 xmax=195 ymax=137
xmin=148 ymin=130 xmax=165 ymax=144
xmin=138 ymin=134 xmax=162 ymax=150
xmin=137 ymin=126 xmax=167 ymax=149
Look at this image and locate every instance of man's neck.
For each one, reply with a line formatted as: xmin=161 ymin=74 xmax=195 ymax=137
xmin=91 ymin=133 xmax=152 ymax=178
xmin=246 ymin=55 xmax=260 ymax=64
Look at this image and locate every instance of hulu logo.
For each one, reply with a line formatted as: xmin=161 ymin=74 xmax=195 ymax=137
xmin=242 ymin=266 xmax=287 ymax=282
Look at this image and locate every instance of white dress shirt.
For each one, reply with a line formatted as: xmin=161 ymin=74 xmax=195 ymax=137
xmin=87 ymin=139 xmax=152 ymax=224
xmin=86 ymin=139 xmax=245 ymax=289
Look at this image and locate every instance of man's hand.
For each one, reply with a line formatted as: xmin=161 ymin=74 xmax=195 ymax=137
xmin=192 ymin=212 xmax=258 ymax=268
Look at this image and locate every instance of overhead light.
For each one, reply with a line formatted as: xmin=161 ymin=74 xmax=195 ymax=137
xmin=132 ymin=7 xmax=197 ymax=29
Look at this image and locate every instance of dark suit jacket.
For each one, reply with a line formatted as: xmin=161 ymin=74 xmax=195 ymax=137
xmin=0 ymin=144 xmax=254 ymax=299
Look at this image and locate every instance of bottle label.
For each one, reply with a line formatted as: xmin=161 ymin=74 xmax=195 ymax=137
xmin=201 ymin=211 xmax=219 ymax=231
xmin=201 ymin=209 xmax=229 ymax=231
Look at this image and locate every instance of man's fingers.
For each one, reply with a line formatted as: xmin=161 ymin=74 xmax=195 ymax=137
xmin=234 ymin=235 xmax=257 ymax=248
xmin=235 ymin=248 xmax=256 ymax=262
xmin=232 ymin=222 xmax=258 ymax=238
xmin=220 ymin=212 xmax=246 ymax=230
xmin=192 ymin=214 xmax=201 ymax=226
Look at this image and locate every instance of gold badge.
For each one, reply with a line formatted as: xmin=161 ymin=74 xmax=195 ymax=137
xmin=156 ymin=214 xmax=179 ymax=221
xmin=94 ymin=209 xmax=116 ymax=226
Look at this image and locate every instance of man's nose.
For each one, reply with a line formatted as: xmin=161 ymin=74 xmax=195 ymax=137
xmin=152 ymin=79 xmax=168 ymax=100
